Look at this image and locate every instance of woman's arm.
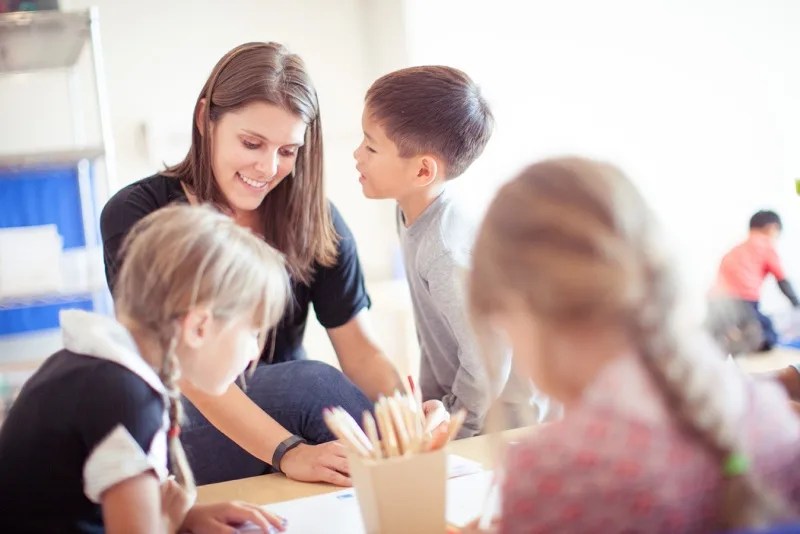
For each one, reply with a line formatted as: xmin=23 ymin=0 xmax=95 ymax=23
xmin=327 ymin=309 xmax=404 ymax=400
xmin=182 ymin=380 xmax=351 ymax=485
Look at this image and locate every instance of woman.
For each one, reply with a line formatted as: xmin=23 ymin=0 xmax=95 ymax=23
xmin=101 ymin=42 xmax=409 ymax=485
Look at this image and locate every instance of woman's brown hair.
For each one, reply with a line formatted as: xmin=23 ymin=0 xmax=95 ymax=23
xmin=164 ymin=42 xmax=337 ymax=284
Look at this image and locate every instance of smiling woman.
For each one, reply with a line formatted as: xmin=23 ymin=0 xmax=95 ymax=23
xmin=99 ymin=42 xmax=403 ymax=486
xmin=202 ymin=102 xmax=306 ymax=213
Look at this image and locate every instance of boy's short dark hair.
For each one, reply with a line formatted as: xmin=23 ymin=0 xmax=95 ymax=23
xmin=750 ymin=210 xmax=782 ymax=230
xmin=365 ymin=66 xmax=494 ymax=179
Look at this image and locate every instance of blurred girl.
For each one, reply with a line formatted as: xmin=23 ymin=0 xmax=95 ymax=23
xmin=468 ymin=157 xmax=800 ymax=533
xmin=0 ymin=205 xmax=290 ymax=533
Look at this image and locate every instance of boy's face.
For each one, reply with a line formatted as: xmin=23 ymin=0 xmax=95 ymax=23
xmin=353 ymin=108 xmax=420 ymax=200
xmin=754 ymin=223 xmax=781 ymax=241
xmin=767 ymin=224 xmax=781 ymax=241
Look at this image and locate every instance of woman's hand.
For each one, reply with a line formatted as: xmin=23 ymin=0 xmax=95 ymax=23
xmin=280 ymin=441 xmax=351 ymax=486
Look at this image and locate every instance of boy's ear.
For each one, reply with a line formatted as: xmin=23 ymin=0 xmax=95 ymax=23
xmin=180 ymin=307 xmax=214 ymax=349
xmin=195 ymin=98 xmax=208 ymax=136
xmin=413 ymin=155 xmax=440 ymax=187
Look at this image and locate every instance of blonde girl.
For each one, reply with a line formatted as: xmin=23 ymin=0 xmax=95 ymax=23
xmin=0 ymin=205 xmax=290 ymax=533
xmin=468 ymin=157 xmax=800 ymax=533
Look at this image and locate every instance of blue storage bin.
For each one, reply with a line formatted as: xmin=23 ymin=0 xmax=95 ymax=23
xmin=0 ymin=164 xmax=102 ymax=335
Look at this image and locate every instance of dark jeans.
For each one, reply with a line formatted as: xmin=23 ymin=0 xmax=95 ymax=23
xmin=743 ymin=300 xmax=778 ymax=350
xmin=181 ymin=360 xmax=372 ymax=485
xmin=706 ymin=298 xmax=777 ymax=354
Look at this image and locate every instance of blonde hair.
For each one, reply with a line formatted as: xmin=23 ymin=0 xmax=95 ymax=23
xmin=469 ymin=157 xmax=785 ymax=530
xmin=115 ymin=204 xmax=290 ymax=494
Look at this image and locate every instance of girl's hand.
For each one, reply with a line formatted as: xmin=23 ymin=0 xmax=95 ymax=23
xmin=180 ymin=502 xmax=287 ymax=533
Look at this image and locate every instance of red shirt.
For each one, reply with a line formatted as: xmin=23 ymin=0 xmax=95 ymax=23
xmin=714 ymin=233 xmax=786 ymax=302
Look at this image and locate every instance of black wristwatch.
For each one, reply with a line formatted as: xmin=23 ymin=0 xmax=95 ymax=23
xmin=272 ymin=435 xmax=307 ymax=473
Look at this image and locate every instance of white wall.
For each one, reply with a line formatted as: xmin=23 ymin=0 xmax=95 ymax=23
xmin=5 ymin=0 xmax=799 ymax=364
xmin=1 ymin=0 xmax=417 ymax=364
xmin=48 ymin=0 xmax=401 ymax=282
xmin=404 ymin=0 xmax=800 ymax=320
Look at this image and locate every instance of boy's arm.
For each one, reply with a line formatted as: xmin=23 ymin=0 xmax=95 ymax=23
xmin=765 ymin=246 xmax=798 ymax=306
xmin=778 ymin=280 xmax=800 ymax=307
xmin=426 ymin=254 xmax=505 ymax=438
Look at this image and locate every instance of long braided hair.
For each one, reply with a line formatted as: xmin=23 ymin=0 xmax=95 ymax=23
xmin=469 ymin=157 xmax=786 ymax=529
xmin=115 ymin=204 xmax=290 ymax=493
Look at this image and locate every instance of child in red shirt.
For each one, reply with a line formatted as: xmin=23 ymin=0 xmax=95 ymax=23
xmin=711 ymin=210 xmax=799 ymax=352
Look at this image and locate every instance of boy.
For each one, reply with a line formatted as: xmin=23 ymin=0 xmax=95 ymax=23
xmin=711 ymin=210 xmax=799 ymax=352
xmin=353 ymin=66 xmax=551 ymax=437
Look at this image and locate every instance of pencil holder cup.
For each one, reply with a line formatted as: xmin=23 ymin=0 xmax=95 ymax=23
xmin=348 ymin=448 xmax=446 ymax=534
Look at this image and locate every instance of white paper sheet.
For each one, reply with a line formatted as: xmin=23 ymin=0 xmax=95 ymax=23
xmin=446 ymin=452 xmax=484 ymax=478
xmin=237 ymin=455 xmax=493 ymax=533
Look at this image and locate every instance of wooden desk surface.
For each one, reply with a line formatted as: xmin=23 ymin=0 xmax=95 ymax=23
xmin=196 ymin=427 xmax=531 ymax=505
xmin=196 ymin=349 xmax=800 ymax=506
xmin=735 ymin=348 xmax=800 ymax=374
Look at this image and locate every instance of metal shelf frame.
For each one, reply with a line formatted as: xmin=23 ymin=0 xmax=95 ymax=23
xmin=0 ymin=8 xmax=116 ymax=359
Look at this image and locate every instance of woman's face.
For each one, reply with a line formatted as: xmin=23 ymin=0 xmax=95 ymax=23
xmin=208 ymin=101 xmax=307 ymax=216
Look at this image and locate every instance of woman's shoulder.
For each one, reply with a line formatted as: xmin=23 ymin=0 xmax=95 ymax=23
xmin=322 ymin=200 xmax=359 ymax=259
xmin=327 ymin=201 xmax=353 ymax=238
xmin=100 ymin=173 xmax=186 ymax=239
xmin=104 ymin=173 xmax=185 ymax=212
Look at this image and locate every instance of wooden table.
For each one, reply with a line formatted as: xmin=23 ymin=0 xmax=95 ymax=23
xmin=196 ymin=349 xmax=800 ymax=506
xmin=196 ymin=427 xmax=531 ymax=505
xmin=734 ymin=348 xmax=800 ymax=374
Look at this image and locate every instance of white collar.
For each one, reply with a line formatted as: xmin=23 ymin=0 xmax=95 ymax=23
xmin=60 ymin=309 xmax=166 ymax=395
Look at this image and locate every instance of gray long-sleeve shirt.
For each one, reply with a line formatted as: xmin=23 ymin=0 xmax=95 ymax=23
xmin=398 ymin=188 xmax=552 ymax=437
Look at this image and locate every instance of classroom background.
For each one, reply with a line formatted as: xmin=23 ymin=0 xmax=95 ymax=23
xmin=1 ymin=0 xmax=800 ymax=398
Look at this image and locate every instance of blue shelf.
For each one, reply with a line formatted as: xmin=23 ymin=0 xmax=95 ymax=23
xmin=0 ymin=165 xmax=87 ymax=247
xmin=0 ymin=298 xmax=94 ymax=336
xmin=0 ymin=288 xmax=105 ymax=311
xmin=0 ymin=163 xmax=107 ymax=336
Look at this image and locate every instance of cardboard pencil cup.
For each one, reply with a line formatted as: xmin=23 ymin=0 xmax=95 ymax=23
xmin=348 ymin=448 xmax=446 ymax=534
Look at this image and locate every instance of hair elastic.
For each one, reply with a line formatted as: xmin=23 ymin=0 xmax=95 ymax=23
xmin=723 ymin=452 xmax=749 ymax=477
